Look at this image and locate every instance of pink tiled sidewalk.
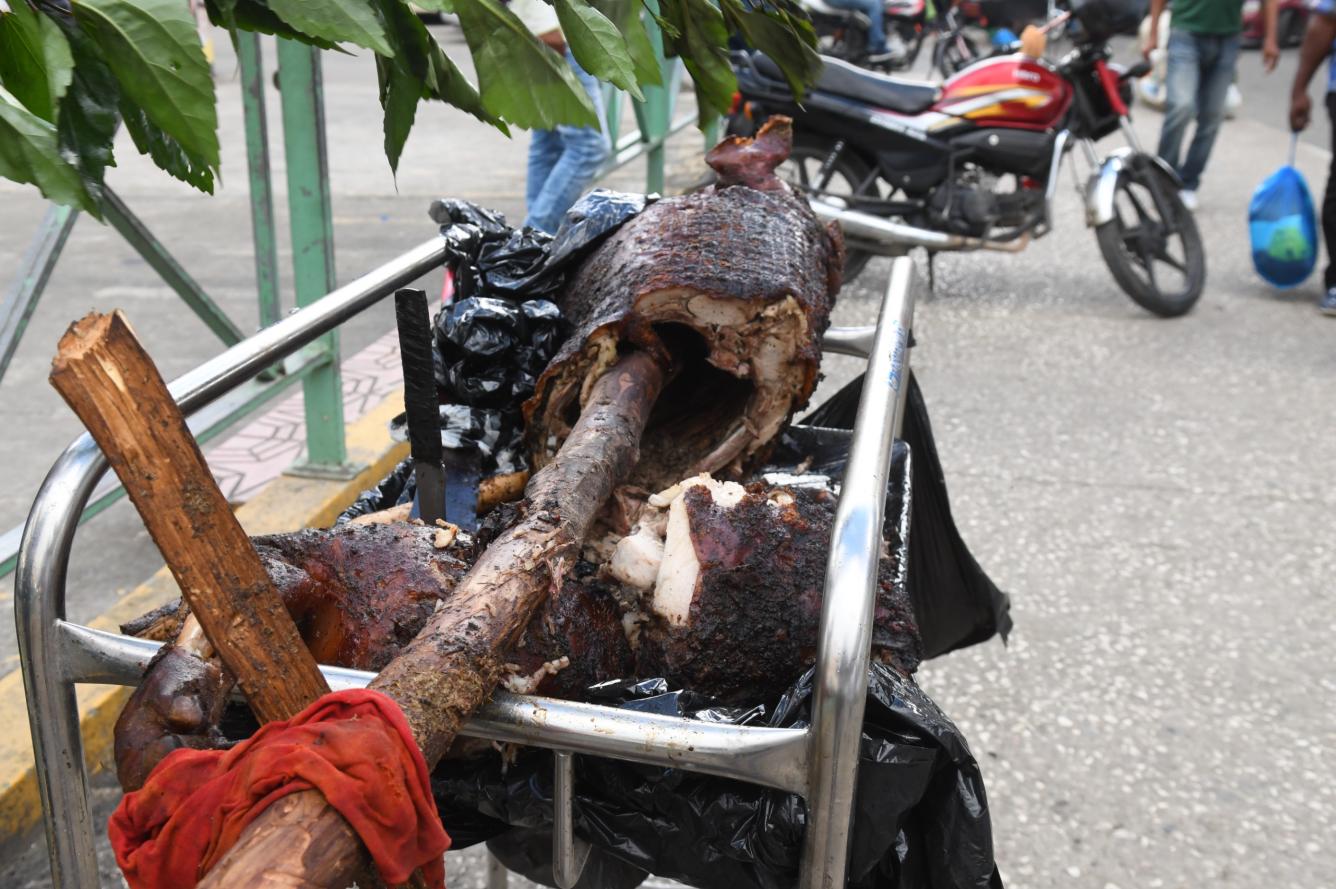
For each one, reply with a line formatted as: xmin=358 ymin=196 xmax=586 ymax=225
xmin=206 ymin=331 xmax=403 ymax=503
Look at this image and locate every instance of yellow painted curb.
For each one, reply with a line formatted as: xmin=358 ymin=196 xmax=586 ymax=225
xmin=0 ymin=389 xmax=408 ymax=840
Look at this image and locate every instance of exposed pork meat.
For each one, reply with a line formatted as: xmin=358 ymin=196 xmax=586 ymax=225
xmin=523 ymin=117 xmax=844 ymax=492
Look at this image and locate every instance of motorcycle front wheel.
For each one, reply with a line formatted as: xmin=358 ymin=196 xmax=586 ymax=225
xmin=777 ymin=138 xmax=880 ymax=282
xmin=1095 ymin=163 xmax=1205 ymax=317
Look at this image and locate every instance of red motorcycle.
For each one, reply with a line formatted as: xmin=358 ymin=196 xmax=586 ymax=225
xmin=729 ymin=0 xmax=1205 ymax=317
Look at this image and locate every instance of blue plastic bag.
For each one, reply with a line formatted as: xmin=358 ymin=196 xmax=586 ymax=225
xmin=1249 ymin=136 xmax=1318 ymax=289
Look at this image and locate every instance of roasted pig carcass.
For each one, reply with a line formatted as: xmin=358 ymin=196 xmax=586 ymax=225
xmin=116 ymin=473 xmax=919 ymax=789
xmin=524 ymin=118 xmax=844 ymax=492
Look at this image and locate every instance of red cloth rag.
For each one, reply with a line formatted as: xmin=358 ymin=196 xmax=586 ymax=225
xmin=108 ymin=688 xmax=450 ymax=889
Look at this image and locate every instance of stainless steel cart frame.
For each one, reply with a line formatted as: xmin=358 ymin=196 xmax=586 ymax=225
xmin=15 ymin=237 xmax=919 ymax=889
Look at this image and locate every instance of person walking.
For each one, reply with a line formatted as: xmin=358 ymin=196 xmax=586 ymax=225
xmin=511 ymin=0 xmax=611 ymax=234
xmin=1143 ymin=0 xmax=1279 ymax=210
xmin=1288 ymin=0 xmax=1336 ymax=315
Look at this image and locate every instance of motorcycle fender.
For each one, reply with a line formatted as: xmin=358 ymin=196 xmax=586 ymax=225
xmin=1084 ymin=149 xmax=1183 ymax=227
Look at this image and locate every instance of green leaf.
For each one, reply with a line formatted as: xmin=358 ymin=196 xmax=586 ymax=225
xmin=412 ymin=0 xmax=455 ymax=11
xmin=47 ymin=8 xmax=118 ymax=210
xmin=553 ymin=0 xmax=641 ymax=100
xmin=72 ymin=0 xmax=218 ymax=170
xmin=0 ymin=2 xmax=74 ymax=121
xmin=453 ymin=0 xmax=598 ymax=129
xmin=119 ymin=97 xmax=214 ymax=191
xmin=658 ymin=0 xmax=734 ymax=116
xmin=425 ymin=39 xmax=507 ymax=131
xmin=367 ymin=0 xmax=503 ymax=174
xmin=267 ymin=0 xmax=393 ymax=56
xmin=590 ymin=0 xmax=661 ymax=86
xmin=375 ymin=53 xmax=417 ymax=173
xmin=203 ymin=0 xmax=340 ymax=50
xmin=720 ymin=0 xmax=819 ymax=100
xmin=0 ymin=85 xmax=96 ymax=211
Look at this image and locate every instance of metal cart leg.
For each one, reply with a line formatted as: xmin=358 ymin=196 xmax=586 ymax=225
xmin=800 ymin=257 xmax=918 ymax=889
xmin=553 ymin=750 xmax=591 ymax=889
xmin=487 ymin=851 xmax=510 ymax=889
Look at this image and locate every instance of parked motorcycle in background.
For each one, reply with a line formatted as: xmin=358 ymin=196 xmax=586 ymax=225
xmin=801 ymin=0 xmax=931 ymax=70
xmin=728 ymin=0 xmax=1206 ymax=316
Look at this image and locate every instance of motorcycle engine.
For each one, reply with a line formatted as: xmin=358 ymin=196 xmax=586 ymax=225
xmin=927 ymin=170 xmax=1043 ymax=237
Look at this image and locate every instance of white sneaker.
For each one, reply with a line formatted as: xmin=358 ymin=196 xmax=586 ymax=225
xmin=1179 ymin=189 xmax=1199 ymax=211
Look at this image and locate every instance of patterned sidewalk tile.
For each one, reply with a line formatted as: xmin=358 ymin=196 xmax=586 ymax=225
xmin=206 ymin=330 xmax=404 ymax=503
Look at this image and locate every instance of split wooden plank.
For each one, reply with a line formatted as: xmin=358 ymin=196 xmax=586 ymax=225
xmin=50 ymin=311 xmax=329 ymax=723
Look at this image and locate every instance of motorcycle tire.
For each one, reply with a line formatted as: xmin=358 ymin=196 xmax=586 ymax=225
xmin=933 ymin=29 xmax=980 ymax=79
xmin=1094 ymin=162 xmax=1205 ymax=318
xmin=779 ymin=137 xmax=879 ymax=282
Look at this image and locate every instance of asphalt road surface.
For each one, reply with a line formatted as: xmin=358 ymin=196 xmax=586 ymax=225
xmin=1 ymin=20 xmax=1332 ymax=889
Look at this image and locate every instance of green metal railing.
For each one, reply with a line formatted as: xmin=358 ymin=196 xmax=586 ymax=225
xmin=0 ymin=15 xmax=706 ymax=577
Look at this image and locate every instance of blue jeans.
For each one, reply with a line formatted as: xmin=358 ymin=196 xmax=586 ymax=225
xmin=1156 ymin=29 xmax=1240 ymax=191
xmin=524 ymin=51 xmax=611 ymax=234
xmin=824 ymin=0 xmax=887 ymax=54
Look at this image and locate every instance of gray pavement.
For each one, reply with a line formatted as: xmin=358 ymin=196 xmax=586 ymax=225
xmin=2 ymin=19 xmax=1334 ymax=889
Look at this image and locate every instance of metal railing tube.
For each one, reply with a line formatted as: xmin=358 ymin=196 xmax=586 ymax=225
xmin=16 ymin=236 xmax=447 ymax=889
xmin=56 ymin=622 xmax=813 ymax=794
xmin=799 ymin=257 xmax=917 ymax=889
xmin=820 ymin=325 xmax=876 ymax=359
xmin=167 ymin=237 xmax=445 ymax=414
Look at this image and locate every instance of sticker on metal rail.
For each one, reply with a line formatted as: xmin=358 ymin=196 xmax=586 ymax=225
xmin=887 ymin=325 xmax=908 ymax=393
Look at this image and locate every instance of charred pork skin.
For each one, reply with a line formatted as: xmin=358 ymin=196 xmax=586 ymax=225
xmin=113 ymin=523 xmax=471 ymax=790
xmin=523 ymin=117 xmax=844 ymax=492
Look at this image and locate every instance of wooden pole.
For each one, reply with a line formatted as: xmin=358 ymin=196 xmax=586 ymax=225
xmin=50 ymin=311 xmax=329 ymax=723
xmin=198 ymin=350 xmax=667 ymax=888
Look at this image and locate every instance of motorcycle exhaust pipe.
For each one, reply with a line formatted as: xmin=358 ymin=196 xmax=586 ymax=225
xmin=809 ymin=200 xmax=1029 ymax=254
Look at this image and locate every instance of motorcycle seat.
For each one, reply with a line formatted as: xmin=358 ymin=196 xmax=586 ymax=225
xmin=756 ymin=53 xmax=940 ymax=115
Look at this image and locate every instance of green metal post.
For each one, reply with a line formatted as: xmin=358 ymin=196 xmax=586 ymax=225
xmin=237 ymin=32 xmax=282 ymax=330
xmin=603 ymin=83 xmax=622 ymax=150
xmin=101 ymin=188 xmax=246 ymax=347
xmin=0 ymin=204 xmax=78 ymax=383
xmin=702 ymin=116 xmax=720 ymax=150
xmin=276 ymin=38 xmax=353 ymax=476
xmin=637 ymin=0 xmax=670 ymax=194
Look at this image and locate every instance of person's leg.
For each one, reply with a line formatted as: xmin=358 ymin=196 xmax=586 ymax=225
xmin=1179 ymin=34 xmax=1239 ymax=191
xmin=1157 ymin=30 xmax=1202 ymax=178
xmin=525 ymin=52 xmax=611 ymax=233
xmin=1322 ymin=93 xmax=1336 ymax=298
xmin=525 ymin=128 xmax=563 ymax=224
xmin=824 ymin=0 xmax=889 ymax=53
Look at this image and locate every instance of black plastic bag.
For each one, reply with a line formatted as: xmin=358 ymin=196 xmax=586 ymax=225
xmin=428 ymin=191 xmax=650 ymax=304
xmin=388 ymin=405 xmax=527 ymax=476
xmin=432 ymin=297 xmax=565 ymax=408
xmin=432 ymin=663 xmax=1001 ymax=889
xmin=335 ymin=455 xmax=416 ymax=522
xmin=801 ymin=372 xmax=1012 ymax=659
